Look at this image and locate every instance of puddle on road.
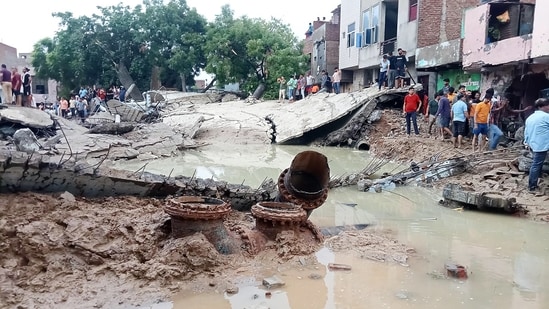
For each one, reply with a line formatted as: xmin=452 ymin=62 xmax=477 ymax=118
xmin=115 ymin=145 xmax=549 ymax=308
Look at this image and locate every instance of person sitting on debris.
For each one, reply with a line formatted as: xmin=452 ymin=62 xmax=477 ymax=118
xmin=524 ymin=98 xmax=549 ymax=192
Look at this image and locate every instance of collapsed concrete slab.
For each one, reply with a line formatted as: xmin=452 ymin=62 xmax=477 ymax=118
xmin=0 ymin=106 xmax=54 ymax=129
xmin=0 ymin=150 xmax=276 ymax=211
xmin=160 ymin=87 xmax=413 ymax=146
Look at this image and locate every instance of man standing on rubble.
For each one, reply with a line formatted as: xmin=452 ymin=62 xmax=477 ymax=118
xmin=403 ymin=86 xmax=422 ymax=136
xmin=524 ymin=98 xmax=549 ymax=192
xmin=1 ymin=64 xmax=13 ymax=105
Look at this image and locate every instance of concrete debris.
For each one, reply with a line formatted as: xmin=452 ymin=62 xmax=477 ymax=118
xmin=88 ymin=122 xmax=136 ymax=135
xmin=445 ymin=262 xmax=468 ymax=279
xmin=225 ymin=286 xmax=239 ymax=295
xmin=13 ymin=128 xmax=40 ymax=153
xmin=0 ymin=106 xmax=55 ymax=129
xmin=59 ymin=191 xmax=76 ymax=202
xmin=517 ymin=150 xmax=549 ymax=173
xmin=262 ymin=275 xmax=285 ymax=289
xmin=106 ymin=99 xmax=144 ymax=122
xmin=442 ymin=183 xmax=519 ymax=213
xmin=327 ymin=263 xmax=352 ymax=271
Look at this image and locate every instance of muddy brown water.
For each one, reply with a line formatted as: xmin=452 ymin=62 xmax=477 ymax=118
xmin=114 ymin=145 xmax=549 ymax=309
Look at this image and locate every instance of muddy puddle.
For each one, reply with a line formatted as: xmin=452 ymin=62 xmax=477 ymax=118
xmin=112 ymin=145 xmax=549 ymax=309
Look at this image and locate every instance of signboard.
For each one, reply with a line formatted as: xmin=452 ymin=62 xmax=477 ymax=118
xmin=437 ymin=69 xmax=481 ymax=92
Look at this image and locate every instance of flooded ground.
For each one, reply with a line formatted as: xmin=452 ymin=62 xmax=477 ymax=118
xmin=113 ymin=145 xmax=549 ymax=309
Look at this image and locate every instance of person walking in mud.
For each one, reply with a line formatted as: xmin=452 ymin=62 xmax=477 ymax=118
xmin=524 ymin=98 xmax=549 ymax=192
xmin=403 ymin=86 xmax=422 ymax=136
xmin=436 ymin=90 xmax=453 ymax=139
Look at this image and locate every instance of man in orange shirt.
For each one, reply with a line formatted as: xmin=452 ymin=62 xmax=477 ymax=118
xmin=403 ymin=86 xmax=422 ymax=136
xmin=472 ymin=96 xmax=491 ymax=152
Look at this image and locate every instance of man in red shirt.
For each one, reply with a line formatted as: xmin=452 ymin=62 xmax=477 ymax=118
xmin=403 ymin=86 xmax=422 ymax=136
xmin=11 ymin=67 xmax=22 ymax=106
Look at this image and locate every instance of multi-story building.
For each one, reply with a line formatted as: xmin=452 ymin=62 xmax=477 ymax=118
xmin=415 ymin=0 xmax=480 ymax=98
xmin=462 ymin=0 xmax=548 ymax=108
xmin=303 ymin=6 xmax=341 ymax=83
xmin=339 ymin=0 xmax=418 ymax=92
xmin=0 ymin=42 xmax=58 ymax=102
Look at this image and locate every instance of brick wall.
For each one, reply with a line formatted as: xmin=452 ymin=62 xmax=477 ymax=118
xmin=417 ymin=0 xmax=478 ymax=48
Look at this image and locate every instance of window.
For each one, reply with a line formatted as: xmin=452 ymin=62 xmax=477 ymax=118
xmin=409 ymin=0 xmax=418 ymax=21
xmin=362 ymin=5 xmax=380 ymax=46
xmin=347 ymin=23 xmax=355 ymax=48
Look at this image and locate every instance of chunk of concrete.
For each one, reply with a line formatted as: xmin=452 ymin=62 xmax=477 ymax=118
xmin=262 ymin=275 xmax=285 ymax=289
xmin=0 ymin=106 xmax=54 ymax=128
xmin=13 ymin=128 xmax=40 ymax=153
xmin=59 ymin=191 xmax=76 ymax=203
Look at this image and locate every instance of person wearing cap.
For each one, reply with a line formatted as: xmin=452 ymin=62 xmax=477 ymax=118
xmin=524 ymin=98 xmax=549 ymax=192
xmin=451 ymin=93 xmax=469 ymax=148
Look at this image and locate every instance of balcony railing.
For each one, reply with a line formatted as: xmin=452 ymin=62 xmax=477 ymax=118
xmin=380 ymin=38 xmax=397 ymax=55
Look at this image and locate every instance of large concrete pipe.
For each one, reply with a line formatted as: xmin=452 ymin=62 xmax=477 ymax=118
xmin=276 ymin=150 xmax=330 ymax=213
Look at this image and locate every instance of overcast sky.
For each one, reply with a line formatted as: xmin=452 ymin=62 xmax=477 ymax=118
xmin=1 ymin=0 xmax=340 ymax=53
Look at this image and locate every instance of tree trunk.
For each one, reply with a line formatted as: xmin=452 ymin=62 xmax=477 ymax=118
xmin=115 ymin=61 xmax=144 ymax=101
xmin=201 ymin=77 xmax=217 ymax=93
xmin=252 ymin=82 xmax=266 ymax=99
xmin=180 ymin=73 xmax=187 ymax=92
xmin=150 ymin=66 xmax=161 ymax=90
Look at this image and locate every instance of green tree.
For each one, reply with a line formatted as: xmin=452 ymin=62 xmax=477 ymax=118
xmin=141 ymin=0 xmax=207 ymax=91
xmin=204 ymin=5 xmax=307 ymax=99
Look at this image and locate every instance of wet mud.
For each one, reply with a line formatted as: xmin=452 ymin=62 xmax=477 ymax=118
xmin=0 ymin=192 xmax=413 ymax=308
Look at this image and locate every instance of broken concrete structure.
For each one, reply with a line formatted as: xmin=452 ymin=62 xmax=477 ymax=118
xmin=462 ymin=0 xmax=549 ymax=107
xmin=442 ymin=183 xmax=519 ymax=213
xmin=0 ymin=150 xmax=276 ymax=211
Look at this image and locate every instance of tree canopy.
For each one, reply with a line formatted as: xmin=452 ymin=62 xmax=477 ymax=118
xmin=204 ymin=5 xmax=308 ymax=98
xmin=32 ymin=1 xmax=307 ymax=99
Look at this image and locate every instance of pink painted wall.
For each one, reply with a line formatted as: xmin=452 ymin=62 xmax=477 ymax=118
xmin=462 ymin=4 xmax=532 ymax=69
xmin=532 ymin=0 xmax=549 ymax=59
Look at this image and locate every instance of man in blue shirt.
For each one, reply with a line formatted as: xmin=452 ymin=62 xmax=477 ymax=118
xmin=451 ymin=93 xmax=469 ymax=148
xmin=524 ymin=98 xmax=549 ymax=192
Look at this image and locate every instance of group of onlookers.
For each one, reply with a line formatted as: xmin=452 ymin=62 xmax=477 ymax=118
xmin=402 ymin=78 xmax=549 ymax=192
xmin=276 ymin=68 xmax=342 ymax=103
xmin=378 ymin=48 xmax=409 ymax=90
xmin=0 ymin=64 xmax=33 ymax=107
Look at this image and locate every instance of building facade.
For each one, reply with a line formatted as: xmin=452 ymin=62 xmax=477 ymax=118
xmin=303 ymin=6 xmax=341 ymax=84
xmin=462 ymin=0 xmax=548 ymax=110
xmin=414 ymin=0 xmax=479 ymax=98
xmin=338 ymin=0 xmax=419 ymax=92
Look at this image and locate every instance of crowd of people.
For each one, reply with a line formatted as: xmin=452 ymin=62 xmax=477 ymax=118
xmin=276 ymin=68 xmax=341 ymax=103
xmin=0 ymin=64 xmax=33 ymax=108
xmin=401 ymin=77 xmax=549 ymax=192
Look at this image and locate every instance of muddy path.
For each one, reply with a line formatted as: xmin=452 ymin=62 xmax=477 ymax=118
xmin=0 ymin=192 xmax=413 ymax=309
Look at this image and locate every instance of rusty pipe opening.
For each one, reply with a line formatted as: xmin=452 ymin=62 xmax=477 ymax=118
xmin=276 ymin=151 xmax=330 ymax=213
xmin=283 ymin=151 xmax=330 ymax=200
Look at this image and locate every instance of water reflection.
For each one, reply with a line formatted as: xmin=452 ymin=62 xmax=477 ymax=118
xmin=118 ymin=145 xmax=549 ymax=308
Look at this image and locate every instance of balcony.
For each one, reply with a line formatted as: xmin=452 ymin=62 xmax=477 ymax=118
xmin=416 ymin=39 xmax=461 ymax=70
xmin=462 ymin=2 xmax=534 ymax=70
